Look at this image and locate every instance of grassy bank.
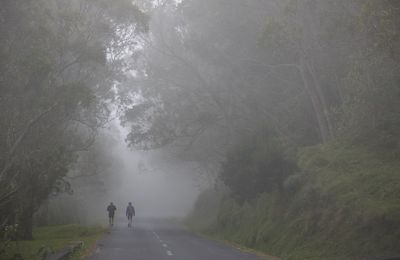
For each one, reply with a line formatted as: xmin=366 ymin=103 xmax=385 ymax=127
xmin=187 ymin=144 xmax=400 ymax=260
xmin=1 ymin=225 xmax=105 ymax=260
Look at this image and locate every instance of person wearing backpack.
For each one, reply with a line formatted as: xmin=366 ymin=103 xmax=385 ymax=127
xmin=126 ymin=202 xmax=135 ymax=228
xmin=107 ymin=202 xmax=117 ymax=226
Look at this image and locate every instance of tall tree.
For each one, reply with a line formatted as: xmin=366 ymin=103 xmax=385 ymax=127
xmin=0 ymin=0 xmax=147 ymax=239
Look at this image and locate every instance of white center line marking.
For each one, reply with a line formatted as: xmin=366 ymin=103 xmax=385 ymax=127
xmin=167 ymin=250 xmax=173 ymax=256
xmin=162 ymin=243 xmax=168 ymax=247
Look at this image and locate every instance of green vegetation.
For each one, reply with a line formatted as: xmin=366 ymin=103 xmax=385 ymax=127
xmin=1 ymin=0 xmax=399 ymax=258
xmin=181 ymin=1 xmax=399 ymax=259
xmin=1 ymin=225 xmax=105 ymax=260
xmin=188 ymin=144 xmax=400 ymax=260
xmin=0 ymin=0 xmax=147 ymax=240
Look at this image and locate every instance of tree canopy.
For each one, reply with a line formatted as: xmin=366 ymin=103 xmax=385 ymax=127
xmin=0 ymin=0 xmax=147 ymax=239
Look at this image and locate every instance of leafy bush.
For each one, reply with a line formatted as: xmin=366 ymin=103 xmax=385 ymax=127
xmin=220 ymin=129 xmax=297 ymax=203
xmin=189 ymin=144 xmax=400 ymax=259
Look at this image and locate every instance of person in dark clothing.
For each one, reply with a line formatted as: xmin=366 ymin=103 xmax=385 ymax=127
xmin=107 ymin=202 xmax=117 ymax=226
xmin=126 ymin=202 xmax=135 ymax=227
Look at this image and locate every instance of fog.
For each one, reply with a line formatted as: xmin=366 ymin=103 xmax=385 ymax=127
xmin=1 ymin=0 xmax=399 ymax=257
xmin=102 ymin=121 xmax=201 ymax=219
xmin=47 ymin=119 xmax=205 ymax=225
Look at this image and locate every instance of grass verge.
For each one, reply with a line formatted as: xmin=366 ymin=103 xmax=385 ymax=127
xmin=2 ymin=225 xmax=105 ymax=260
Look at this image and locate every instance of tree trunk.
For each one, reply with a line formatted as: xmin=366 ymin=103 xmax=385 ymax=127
xmin=306 ymin=59 xmax=334 ymax=138
xmin=299 ymin=56 xmax=331 ymax=143
xmin=295 ymin=0 xmax=333 ymax=142
xmin=16 ymin=203 xmax=34 ymax=240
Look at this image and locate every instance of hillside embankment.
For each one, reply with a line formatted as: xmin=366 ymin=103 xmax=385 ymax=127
xmin=187 ymin=143 xmax=400 ymax=260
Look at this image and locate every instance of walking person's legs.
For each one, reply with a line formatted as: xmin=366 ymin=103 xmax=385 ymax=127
xmin=128 ymin=215 xmax=132 ymax=227
xmin=109 ymin=214 xmax=114 ymax=226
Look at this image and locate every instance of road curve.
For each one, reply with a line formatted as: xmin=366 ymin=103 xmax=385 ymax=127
xmin=86 ymin=218 xmax=269 ymax=260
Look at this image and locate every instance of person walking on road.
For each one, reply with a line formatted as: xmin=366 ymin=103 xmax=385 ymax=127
xmin=107 ymin=202 xmax=117 ymax=226
xmin=126 ymin=202 xmax=135 ymax=228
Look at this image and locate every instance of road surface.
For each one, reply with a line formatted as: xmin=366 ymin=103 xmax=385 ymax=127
xmin=87 ymin=218 xmax=269 ymax=260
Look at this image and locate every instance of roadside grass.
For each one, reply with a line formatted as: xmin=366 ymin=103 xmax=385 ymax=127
xmin=2 ymin=225 xmax=105 ymax=260
xmin=187 ymin=143 xmax=400 ymax=260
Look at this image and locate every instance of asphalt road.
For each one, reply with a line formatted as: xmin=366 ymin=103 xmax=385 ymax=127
xmin=86 ymin=218 xmax=269 ymax=260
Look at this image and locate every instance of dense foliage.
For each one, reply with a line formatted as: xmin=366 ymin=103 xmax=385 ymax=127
xmin=0 ymin=0 xmax=147 ymax=240
xmin=220 ymin=130 xmax=296 ymax=203
xmin=0 ymin=0 xmax=399 ymax=258
xmin=123 ymin=0 xmax=399 ymax=200
xmin=120 ymin=0 xmax=400 ymax=258
xmin=188 ymin=144 xmax=400 ymax=259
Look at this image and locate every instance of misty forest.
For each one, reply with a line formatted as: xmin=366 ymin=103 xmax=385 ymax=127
xmin=0 ymin=0 xmax=399 ymax=259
